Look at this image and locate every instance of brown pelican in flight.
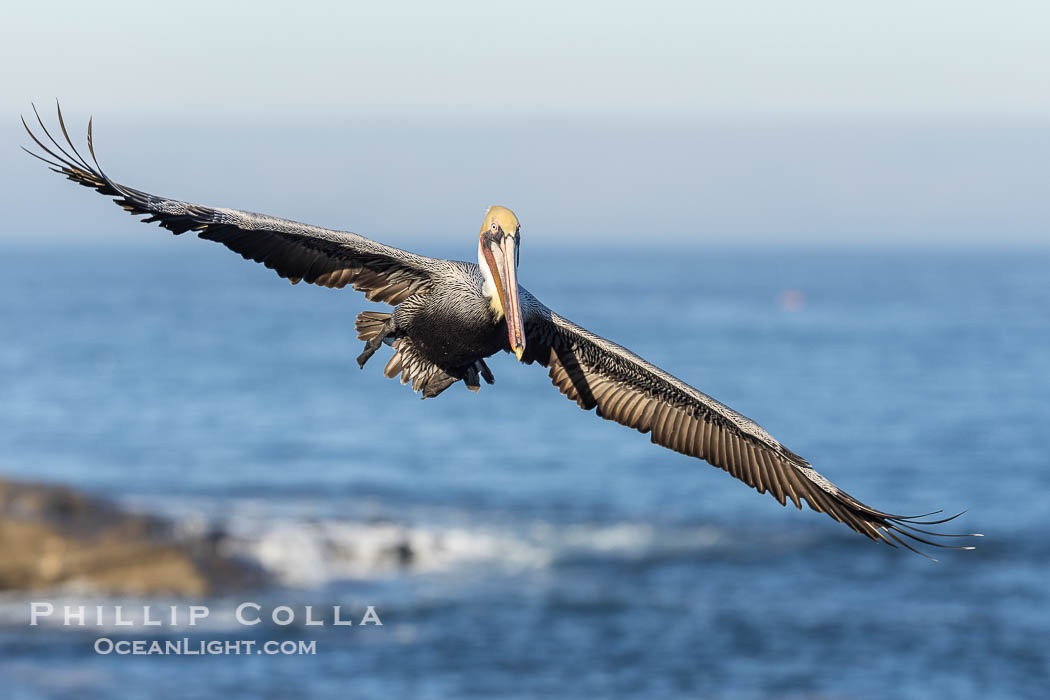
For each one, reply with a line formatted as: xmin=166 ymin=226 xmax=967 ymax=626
xmin=23 ymin=104 xmax=978 ymax=557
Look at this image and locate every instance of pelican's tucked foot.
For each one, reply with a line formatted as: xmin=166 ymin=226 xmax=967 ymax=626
xmin=462 ymin=359 xmax=496 ymax=392
xmin=355 ymin=311 xmax=397 ymax=368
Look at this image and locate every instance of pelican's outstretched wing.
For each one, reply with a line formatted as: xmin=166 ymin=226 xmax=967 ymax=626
xmin=22 ymin=104 xmax=442 ymax=305
xmin=521 ymin=293 xmax=979 ymax=557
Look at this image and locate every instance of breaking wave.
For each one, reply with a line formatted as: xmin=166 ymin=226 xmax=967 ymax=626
xmin=191 ymin=503 xmax=729 ymax=587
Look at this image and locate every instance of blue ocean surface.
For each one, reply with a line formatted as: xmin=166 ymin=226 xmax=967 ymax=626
xmin=0 ymin=240 xmax=1046 ymax=699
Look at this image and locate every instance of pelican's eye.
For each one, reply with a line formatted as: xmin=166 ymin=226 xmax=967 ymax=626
xmin=490 ymin=221 xmax=499 ymax=232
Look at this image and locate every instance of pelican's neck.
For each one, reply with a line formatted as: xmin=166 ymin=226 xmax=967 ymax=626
xmin=478 ymin=239 xmax=504 ymax=320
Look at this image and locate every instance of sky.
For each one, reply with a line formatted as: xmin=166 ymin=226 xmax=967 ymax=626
xmin=2 ymin=1 xmax=1048 ymax=247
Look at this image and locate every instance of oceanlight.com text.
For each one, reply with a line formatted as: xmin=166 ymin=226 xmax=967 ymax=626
xmin=94 ymin=638 xmax=317 ymax=656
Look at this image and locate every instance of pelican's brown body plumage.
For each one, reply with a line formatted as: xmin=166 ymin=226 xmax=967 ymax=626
xmin=23 ymin=104 xmax=979 ymax=557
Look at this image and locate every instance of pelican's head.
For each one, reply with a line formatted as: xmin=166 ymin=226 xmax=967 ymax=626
xmin=478 ymin=205 xmax=525 ymax=361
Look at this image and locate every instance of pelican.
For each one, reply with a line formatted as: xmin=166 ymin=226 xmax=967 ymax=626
xmin=22 ymin=105 xmax=978 ymax=557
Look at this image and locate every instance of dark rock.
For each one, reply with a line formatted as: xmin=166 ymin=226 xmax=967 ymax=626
xmin=0 ymin=478 xmax=266 ymax=596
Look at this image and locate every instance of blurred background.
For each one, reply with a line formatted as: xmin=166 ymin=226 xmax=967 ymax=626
xmin=1 ymin=2 xmax=1048 ymax=698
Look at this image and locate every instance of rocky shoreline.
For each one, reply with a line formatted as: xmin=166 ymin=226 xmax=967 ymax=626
xmin=0 ymin=478 xmax=265 ymax=595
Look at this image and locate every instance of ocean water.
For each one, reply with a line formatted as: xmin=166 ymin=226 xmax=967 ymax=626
xmin=0 ymin=240 xmax=1046 ymax=699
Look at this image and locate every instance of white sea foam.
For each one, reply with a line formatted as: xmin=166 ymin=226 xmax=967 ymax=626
xmin=222 ymin=517 xmax=553 ymax=586
xmin=109 ymin=494 xmax=729 ymax=587
xmin=217 ymin=510 xmax=725 ymax=586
